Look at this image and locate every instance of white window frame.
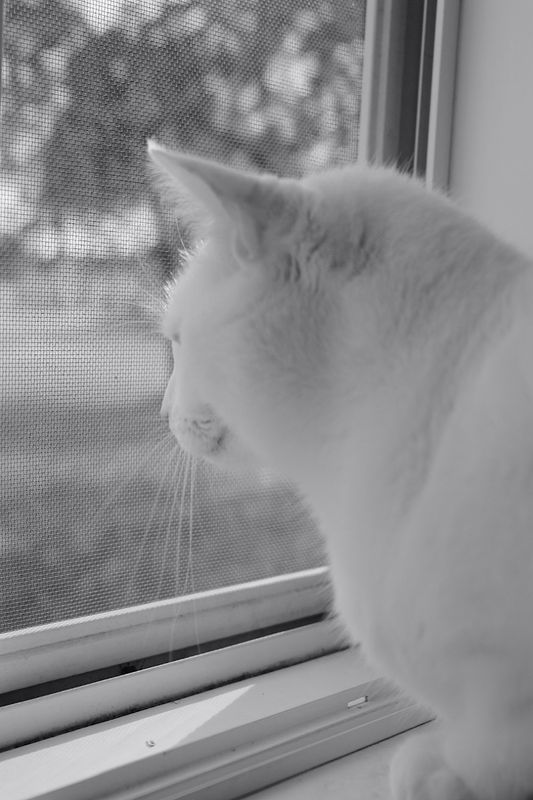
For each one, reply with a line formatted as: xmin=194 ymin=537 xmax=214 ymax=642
xmin=360 ymin=0 xmax=461 ymax=190
xmin=0 ymin=1 xmax=461 ymax=795
xmin=0 ymin=568 xmax=331 ymax=698
xmin=425 ymin=0 xmax=461 ymax=190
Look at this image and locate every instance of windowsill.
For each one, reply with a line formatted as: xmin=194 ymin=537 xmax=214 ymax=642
xmin=0 ymin=571 xmax=338 ymax=751
xmin=250 ymin=724 xmax=433 ymax=800
xmin=0 ymin=648 xmax=432 ymax=800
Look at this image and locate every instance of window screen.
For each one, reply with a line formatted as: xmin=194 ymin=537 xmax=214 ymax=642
xmin=0 ymin=0 xmax=366 ymax=633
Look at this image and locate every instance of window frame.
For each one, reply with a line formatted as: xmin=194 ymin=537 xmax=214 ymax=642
xmin=0 ymin=568 xmax=331 ymax=699
xmin=424 ymin=0 xmax=461 ymax=190
xmin=0 ymin=0 xmax=460 ymax=794
xmin=360 ymin=0 xmax=461 ymax=187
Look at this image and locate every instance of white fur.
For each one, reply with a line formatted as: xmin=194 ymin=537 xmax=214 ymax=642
xmin=149 ymin=141 xmax=533 ymax=799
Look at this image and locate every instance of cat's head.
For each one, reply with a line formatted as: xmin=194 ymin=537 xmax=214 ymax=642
xmin=148 ymin=142 xmax=374 ymax=476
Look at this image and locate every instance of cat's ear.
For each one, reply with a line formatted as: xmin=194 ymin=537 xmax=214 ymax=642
xmin=147 ymin=141 xmax=306 ymax=264
xmin=147 ymin=142 xmax=212 ymax=240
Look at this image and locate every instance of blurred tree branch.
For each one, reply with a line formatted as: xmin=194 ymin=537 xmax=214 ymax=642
xmin=1 ymin=0 xmax=364 ymax=280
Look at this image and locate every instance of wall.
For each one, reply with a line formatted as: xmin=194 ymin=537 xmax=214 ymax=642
xmin=449 ymin=0 xmax=533 ymax=257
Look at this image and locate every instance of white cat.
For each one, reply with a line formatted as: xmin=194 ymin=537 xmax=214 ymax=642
xmin=148 ymin=140 xmax=533 ymax=800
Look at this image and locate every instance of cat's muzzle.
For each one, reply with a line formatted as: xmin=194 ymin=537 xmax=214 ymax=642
xmin=172 ymin=417 xmax=227 ymax=458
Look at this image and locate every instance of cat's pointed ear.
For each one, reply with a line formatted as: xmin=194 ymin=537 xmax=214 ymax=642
xmin=147 ymin=141 xmax=212 ymax=239
xmin=147 ymin=141 xmax=306 ymax=263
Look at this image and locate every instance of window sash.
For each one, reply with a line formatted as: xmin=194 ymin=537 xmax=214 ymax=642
xmin=359 ymin=0 xmax=418 ymax=167
xmin=0 ymin=0 xmax=458 ymax=656
xmin=0 ymin=6 xmax=455 ymax=791
xmin=360 ymin=0 xmax=460 ymax=183
xmin=0 ymin=568 xmax=331 ymax=698
xmin=425 ymin=0 xmax=462 ymax=189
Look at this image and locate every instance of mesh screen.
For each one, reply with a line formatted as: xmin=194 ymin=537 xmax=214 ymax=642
xmin=0 ymin=0 xmax=366 ymax=633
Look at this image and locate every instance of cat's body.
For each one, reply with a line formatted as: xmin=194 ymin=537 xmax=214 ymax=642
xmin=149 ymin=142 xmax=533 ymax=799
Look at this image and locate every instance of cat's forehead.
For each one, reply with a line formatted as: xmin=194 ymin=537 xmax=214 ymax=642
xmin=162 ymin=243 xmax=233 ymax=339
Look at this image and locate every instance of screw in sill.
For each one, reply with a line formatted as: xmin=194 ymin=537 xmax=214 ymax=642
xmin=347 ymin=695 xmax=368 ymax=709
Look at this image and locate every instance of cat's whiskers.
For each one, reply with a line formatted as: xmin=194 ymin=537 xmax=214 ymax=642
xmin=132 ymin=254 xmax=169 ymax=297
xmin=166 ymin=452 xmax=196 ymax=660
xmin=174 ymin=452 xmax=193 ymax=596
xmin=182 ymin=457 xmax=197 ymax=598
xmin=131 ymin=441 xmax=187 ymax=661
xmin=105 ymin=254 xmax=171 ymax=337
xmin=187 ymin=457 xmax=202 ymax=656
xmin=150 ymin=447 xmax=190 ymax=651
xmin=80 ymin=433 xmax=175 ymax=543
xmin=122 ymin=433 xmax=180 ymax=606
xmin=173 ymin=218 xmax=190 ymax=259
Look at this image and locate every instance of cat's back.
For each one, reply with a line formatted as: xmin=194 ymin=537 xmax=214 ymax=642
xmin=303 ymin=162 xmax=438 ymax=240
xmin=382 ymin=263 xmax=533 ymax=702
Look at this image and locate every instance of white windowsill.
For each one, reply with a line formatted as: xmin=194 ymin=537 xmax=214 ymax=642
xmin=251 ymin=723 xmax=433 ymax=800
xmin=1 ymin=619 xmax=344 ymax=751
xmin=0 ymin=648 xmax=432 ymax=800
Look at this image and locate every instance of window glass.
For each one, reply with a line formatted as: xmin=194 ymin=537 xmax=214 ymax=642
xmin=0 ymin=0 xmax=366 ymax=632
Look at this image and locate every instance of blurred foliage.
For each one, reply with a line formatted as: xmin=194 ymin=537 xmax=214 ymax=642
xmin=1 ymin=0 xmax=365 ymax=283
